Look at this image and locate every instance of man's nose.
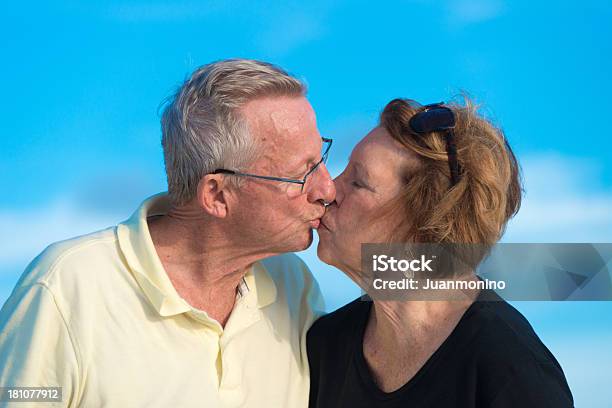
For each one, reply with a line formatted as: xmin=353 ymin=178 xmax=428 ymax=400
xmin=308 ymin=162 xmax=336 ymax=204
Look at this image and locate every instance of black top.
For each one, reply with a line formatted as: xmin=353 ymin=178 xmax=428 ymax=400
xmin=307 ymin=290 xmax=574 ymax=408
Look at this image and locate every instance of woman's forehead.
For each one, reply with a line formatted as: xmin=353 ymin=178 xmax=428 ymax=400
xmin=351 ymin=127 xmax=413 ymax=170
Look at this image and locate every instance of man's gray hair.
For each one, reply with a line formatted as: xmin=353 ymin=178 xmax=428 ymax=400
xmin=160 ymin=59 xmax=306 ymax=205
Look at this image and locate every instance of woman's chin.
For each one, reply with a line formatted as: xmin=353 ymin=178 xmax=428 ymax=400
xmin=316 ymin=237 xmax=332 ymax=265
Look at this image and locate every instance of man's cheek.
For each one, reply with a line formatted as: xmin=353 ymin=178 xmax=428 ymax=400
xmin=285 ymin=201 xmax=308 ymax=222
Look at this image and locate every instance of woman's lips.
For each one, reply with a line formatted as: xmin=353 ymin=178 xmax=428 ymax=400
xmin=319 ymin=217 xmax=331 ymax=231
xmin=309 ymin=219 xmax=321 ymax=229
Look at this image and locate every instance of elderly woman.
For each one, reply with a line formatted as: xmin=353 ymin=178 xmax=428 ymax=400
xmin=308 ymin=98 xmax=574 ymax=407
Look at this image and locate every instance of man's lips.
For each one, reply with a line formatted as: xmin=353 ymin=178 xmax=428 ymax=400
xmin=308 ymin=210 xmax=326 ymax=229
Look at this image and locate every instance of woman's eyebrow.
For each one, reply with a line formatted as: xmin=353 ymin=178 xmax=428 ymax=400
xmin=353 ymin=162 xmax=379 ymax=192
xmin=354 ymin=162 xmax=371 ymax=181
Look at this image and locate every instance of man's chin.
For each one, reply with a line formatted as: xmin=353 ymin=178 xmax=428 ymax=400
xmin=288 ymin=228 xmax=313 ymax=252
xmin=303 ymin=228 xmax=314 ymax=250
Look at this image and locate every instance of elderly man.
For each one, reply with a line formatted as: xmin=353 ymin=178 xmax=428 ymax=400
xmin=0 ymin=59 xmax=335 ymax=407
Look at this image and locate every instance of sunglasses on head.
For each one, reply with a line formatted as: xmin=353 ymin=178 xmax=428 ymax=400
xmin=408 ymin=102 xmax=462 ymax=186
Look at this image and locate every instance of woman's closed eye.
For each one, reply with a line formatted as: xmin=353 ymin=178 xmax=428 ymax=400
xmin=350 ymin=176 xmax=377 ymax=194
xmin=351 ymin=179 xmax=364 ymax=189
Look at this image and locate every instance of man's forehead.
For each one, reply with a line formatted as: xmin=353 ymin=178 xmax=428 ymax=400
xmin=241 ymin=96 xmax=319 ymax=172
xmin=241 ymin=96 xmax=316 ymax=144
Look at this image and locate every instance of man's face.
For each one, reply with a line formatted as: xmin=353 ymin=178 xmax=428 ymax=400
xmin=230 ymin=95 xmax=336 ymax=254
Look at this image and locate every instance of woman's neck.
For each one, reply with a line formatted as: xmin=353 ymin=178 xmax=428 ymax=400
xmin=361 ymin=289 xmax=479 ymax=393
xmin=368 ymin=297 xmax=474 ymax=347
xmin=365 ymin=273 xmax=482 ymax=345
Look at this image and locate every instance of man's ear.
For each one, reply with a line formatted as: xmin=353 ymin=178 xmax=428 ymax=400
xmin=196 ymin=174 xmax=233 ymax=218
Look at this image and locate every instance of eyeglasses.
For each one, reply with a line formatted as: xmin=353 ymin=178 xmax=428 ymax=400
xmin=408 ymin=103 xmax=462 ymax=186
xmin=212 ymin=137 xmax=333 ymax=193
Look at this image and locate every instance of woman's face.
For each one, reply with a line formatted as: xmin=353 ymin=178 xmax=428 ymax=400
xmin=317 ymin=126 xmax=416 ymax=280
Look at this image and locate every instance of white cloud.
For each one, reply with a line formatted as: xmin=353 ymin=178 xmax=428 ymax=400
xmin=503 ymin=153 xmax=612 ymax=242
xmin=0 ymin=199 xmax=124 ymax=269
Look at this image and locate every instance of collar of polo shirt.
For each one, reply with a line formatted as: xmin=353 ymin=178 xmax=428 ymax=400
xmin=116 ymin=193 xmax=277 ymax=318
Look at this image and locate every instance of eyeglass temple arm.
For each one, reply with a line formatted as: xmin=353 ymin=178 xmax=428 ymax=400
xmin=212 ymin=169 xmax=305 ymax=184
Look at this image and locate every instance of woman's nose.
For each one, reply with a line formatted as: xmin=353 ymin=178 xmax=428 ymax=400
xmin=332 ymin=174 xmax=345 ymax=205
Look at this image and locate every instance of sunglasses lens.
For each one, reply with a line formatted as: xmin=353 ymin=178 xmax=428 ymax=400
xmin=409 ymin=107 xmax=456 ymax=133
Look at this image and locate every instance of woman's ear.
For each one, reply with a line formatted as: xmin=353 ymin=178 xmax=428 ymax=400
xmin=196 ymin=174 xmax=232 ymax=218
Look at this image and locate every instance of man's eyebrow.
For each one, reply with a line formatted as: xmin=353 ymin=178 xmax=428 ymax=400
xmin=287 ymin=155 xmax=317 ymax=177
xmin=285 ymin=137 xmax=323 ymax=176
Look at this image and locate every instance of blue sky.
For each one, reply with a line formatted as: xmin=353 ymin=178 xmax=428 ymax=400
xmin=1 ymin=1 xmax=611 ymax=406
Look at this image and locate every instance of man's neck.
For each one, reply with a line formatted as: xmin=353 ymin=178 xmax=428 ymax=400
xmin=147 ymin=210 xmax=273 ymax=327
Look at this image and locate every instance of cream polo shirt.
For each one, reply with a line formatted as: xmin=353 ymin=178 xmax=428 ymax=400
xmin=0 ymin=194 xmax=324 ymax=407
